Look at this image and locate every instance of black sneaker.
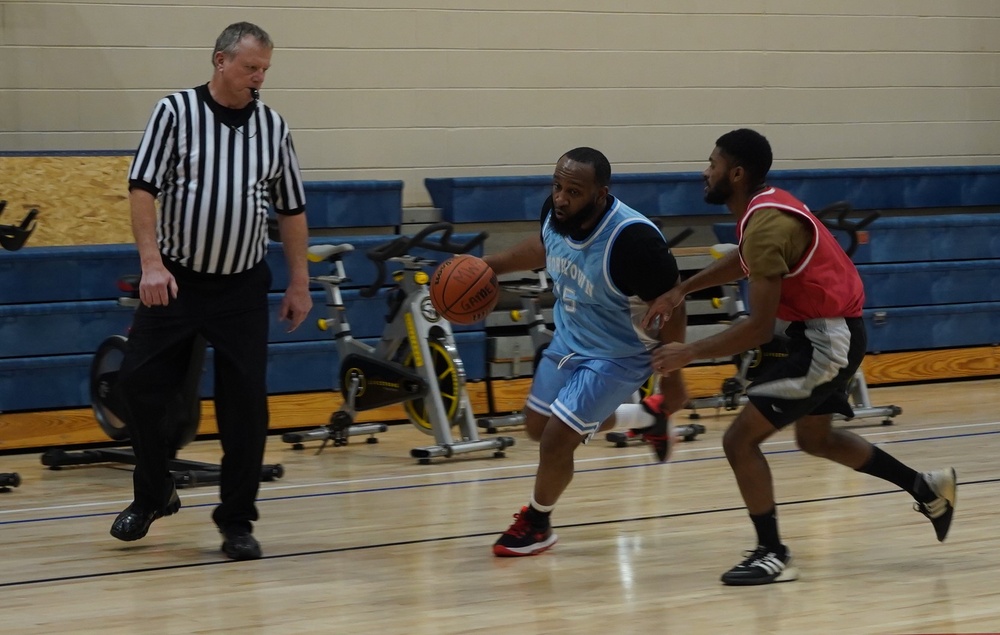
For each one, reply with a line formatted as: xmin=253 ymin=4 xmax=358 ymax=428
xmin=110 ymin=487 xmax=181 ymax=542
xmin=721 ymin=546 xmax=799 ymax=586
xmin=631 ymin=394 xmax=673 ymax=462
xmin=221 ymin=530 xmax=262 ymax=561
xmin=914 ymin=468 xmax=957 ymax=542
xmin=492 ymin=506 xmax=558 ymax=557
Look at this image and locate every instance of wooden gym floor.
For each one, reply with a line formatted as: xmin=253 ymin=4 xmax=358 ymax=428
xmin=1 ymin=378 xmax=998 ymax=634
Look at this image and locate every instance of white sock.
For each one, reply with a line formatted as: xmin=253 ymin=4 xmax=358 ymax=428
xmin=613 ymin=403 xmax=656 ymax=430
xmin=530 ymin=496 xmax=555 ymax=513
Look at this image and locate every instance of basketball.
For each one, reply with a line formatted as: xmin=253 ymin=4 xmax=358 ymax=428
xmin=429 ymin=255 xmax=499 ymax=324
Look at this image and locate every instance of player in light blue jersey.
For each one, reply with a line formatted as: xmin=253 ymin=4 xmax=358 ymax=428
xmin=485 ymin=147 xmax=688 ymax=557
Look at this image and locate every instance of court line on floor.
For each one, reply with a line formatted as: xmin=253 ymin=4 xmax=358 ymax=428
xmin=2 ymin=425 xmax=995 ymax=525
xmin=2 ymin=477 xmax=995 ymax=590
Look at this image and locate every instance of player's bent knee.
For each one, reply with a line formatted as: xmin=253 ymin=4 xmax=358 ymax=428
xmin=721 ymin=426 xmax=741 ymax=459
xmin=794 ymin=414 xmax=836 ymax=456
xmin=795 ymin=431 xmax=830 ymax=457
xmin=523 ymin=410 xmax=548 ymax=442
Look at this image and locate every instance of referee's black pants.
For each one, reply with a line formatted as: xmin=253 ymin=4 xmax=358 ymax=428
xmin=118 ymin=257 xmax=271 ymax=534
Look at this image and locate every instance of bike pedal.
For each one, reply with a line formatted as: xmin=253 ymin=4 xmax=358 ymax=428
xmin=605 ymin=431 xmax=634 ymax=448
xmin=676 ymin=423 xmax=706 ymax=442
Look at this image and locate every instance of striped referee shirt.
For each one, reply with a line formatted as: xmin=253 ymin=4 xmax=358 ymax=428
xmin=128 ymin=84 xmax=306 ymax=275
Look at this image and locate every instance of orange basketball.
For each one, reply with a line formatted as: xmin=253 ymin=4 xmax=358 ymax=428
xmin=429 ymin=254 xmax=499 ymax=324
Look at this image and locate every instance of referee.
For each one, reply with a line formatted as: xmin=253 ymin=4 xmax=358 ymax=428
xmin=109 ymin=22 xmax=312 ymax=561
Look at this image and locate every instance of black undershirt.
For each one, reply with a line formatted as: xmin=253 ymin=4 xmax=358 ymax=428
xmin=540 ymin=195 xmax=679 ymax=302
xmin=195 ymin=82 xmax=256 ymax=130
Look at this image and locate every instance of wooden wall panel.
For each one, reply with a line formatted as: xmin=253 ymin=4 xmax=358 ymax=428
xmin=0 ymin=156 xmax=133 ymax=246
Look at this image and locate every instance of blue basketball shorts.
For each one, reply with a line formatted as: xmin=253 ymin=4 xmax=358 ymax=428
xmin=526 ymin=336 xmax=652 ymax=437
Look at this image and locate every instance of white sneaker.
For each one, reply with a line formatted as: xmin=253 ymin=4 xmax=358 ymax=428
xmin=914 ymin=468 xmax=957 ymax=542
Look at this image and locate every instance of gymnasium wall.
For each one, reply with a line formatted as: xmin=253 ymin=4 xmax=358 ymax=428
xmin=3 ymin=0 xmax=999 ymax=215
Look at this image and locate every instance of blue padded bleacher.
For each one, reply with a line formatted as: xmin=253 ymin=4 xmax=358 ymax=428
xmin=268 ymin=286 xmax=482 ymax=345
xmin=0 ymin=221 xmax=489 ymax=412
xmin=426 ymin=165 xmax=1000 ymax=224
xmin=0 ymin=300 xmax=133 ymax=358
xmin=714 ymin=216 xmax=1000 ymax=263
xmin=848 ymin=215 xmax=1000 ymax=264
xmin=301 ymin=180 xmax=403 ymax=230
xmin=268 ymin=235 xmax=479 ymax=292
xmin=198 ymin=332 xmax=487 ymax=396
xmin=425 ymin=173 xmax=720 ymax=223
xmin=768 ymin=166 xmax=1000 ymax=212
xmin=865 ymin=302 xmax=1000 ymax=352
xmin=0 ymin=243 xmax=139 ymax=304
xmin=0 ymin=354 xmax=93 ymax=411
xmin=425 ymin=175 xmax=548 ymax=223
xmin=262 ymin=332 xmax=487 ymax=394
xmin=858 ymin=261 xmax=1000 ymax=307
xmin=0 ymin=332 xmax=489 ymax=411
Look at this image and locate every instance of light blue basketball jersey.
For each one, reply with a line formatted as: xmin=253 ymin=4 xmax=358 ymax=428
xmin=544 ymin=197 xmax=663 ymax=359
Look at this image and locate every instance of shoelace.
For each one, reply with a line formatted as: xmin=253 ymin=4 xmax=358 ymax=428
xmin=505 ymin=509 xmax=549 ymax=538
xmin=914 ymin=497 xmax=948 ymax=519
xmin=504 ymin=511 xmax=533 ymax=537
xmin=739 ymin=547 xmax=778 ymax=568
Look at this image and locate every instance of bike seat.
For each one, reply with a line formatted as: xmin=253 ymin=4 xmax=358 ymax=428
xmin=308 ymin=243 xmax=355 ymax=262
xmin=710 ymin=243 xmax=738 ymax=259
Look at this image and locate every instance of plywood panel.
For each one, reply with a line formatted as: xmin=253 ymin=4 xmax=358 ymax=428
xmin=0 ymin=156 xmax=133 ymax=246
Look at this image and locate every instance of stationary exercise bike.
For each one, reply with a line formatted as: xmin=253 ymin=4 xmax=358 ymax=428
xmin=685 ymin=201 xmax=902 ymax=426
xmin=280 ymin=223 xmax=516 ymax=464
xmin=41 ymin=275 xmax=285 ymax=487
xmin=1 ymin=199 xmax=38 ymax=491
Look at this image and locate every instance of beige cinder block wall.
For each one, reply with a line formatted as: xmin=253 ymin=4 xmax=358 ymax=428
xmin=2 ymin=1 xmax=999 ymax=208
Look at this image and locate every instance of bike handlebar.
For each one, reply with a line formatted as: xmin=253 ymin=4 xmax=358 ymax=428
xmin=360 ymin=222 xmax=489 ymax=297
xmin=814 ymin=200 xmax=879 ymax=258
xmin=666 ymin=227 xmax=694 ymax=250
xmin=0 ymin=201 xmax=39 ymax=252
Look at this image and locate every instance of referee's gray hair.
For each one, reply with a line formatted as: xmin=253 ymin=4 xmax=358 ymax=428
xmin=212 ymin=22 xmax=273 ymax=62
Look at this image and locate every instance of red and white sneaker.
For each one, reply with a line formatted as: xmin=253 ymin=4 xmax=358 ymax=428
xmin=492 ymin=506 xmax=558 ymax=557
xmin=631 ymin=394 xmax=673 ymax=462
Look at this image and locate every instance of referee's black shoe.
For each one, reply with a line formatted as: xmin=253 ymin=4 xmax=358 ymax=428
xmin=110 ymin=487 xmax=181 ymax=542
xmin=221 ymin=529 xmax=262 ymax=560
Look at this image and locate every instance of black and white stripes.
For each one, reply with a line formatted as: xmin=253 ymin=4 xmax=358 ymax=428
xmin=128 ymin=86 xmax=305 ymax=275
